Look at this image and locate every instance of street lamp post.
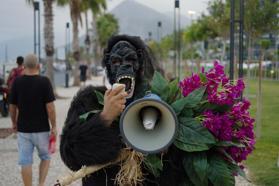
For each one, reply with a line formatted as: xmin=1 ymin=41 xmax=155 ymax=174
xmin=230 ymin=0 xmax=235 ymax=81
xmin=188 ymin=10 xmax=196 ymax=73
xmin=174 ymin=0 xmax=181 ymax=79
xmin=157 ymin=21 xmax=162 ymax=41
xmin=229 ymin=0 xmax=244 ymax=81
xmin=148 ymin=32 xmax=152 ymax=41
xmin=173 ymin=1 xmax=177 ymax=77
xmin=238 ymin=0 xmax=244 ymax=79
xmin=65 ymin=22 xmax=70 ymax=88
xmin=33 ymin=1 xmax=40 ymax=62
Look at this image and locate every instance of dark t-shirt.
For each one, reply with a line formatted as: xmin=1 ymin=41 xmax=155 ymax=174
xmin=79 ymin=65 xmax=88 ymax=76
xmin=9 ymin=75 xmax=55 ymax=133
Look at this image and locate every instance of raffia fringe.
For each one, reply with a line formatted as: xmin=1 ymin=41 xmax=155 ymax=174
xmin=114 ymin=150 xmax=144 ymax=186
xmin=54 ymin=149 xmax=130 ymax=186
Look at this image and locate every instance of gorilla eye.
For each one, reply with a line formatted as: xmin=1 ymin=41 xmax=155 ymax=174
xmin=125 ymin=57 xmax=136 ymax=63
xmin=111 ymin=59 xmax=121 ymax=65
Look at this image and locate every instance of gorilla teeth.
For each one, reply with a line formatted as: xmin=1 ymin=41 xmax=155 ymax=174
xmin=116 ymin=75 xmax=135 ymax=98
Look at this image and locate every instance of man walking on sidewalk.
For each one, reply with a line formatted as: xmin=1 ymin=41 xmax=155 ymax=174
xmin=9 ymin=54 xmax=57 ymax=186
xmin=7 ymin=56 xmax=25 ymax=92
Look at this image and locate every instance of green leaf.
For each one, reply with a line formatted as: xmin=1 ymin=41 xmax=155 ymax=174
xmin=184 ymin=86 xmax=206 ymax=107
xmin=195 ymin=102 xmax=231 ymax=114
xmin=180 ymin=108 xmax=194 ymax=117
xmin=228 ymin=163 xmax=249 ymax=181
xmin=166 ymin=78 xmax=180 ymax=103
xmin=199 ymin=73 xmax=207 ymax=83
xmin=79 ymin=110 xmax=100 ymax=123
xmin=208 ymin=155 xmax=235 ymax=186
xmin=143 ymin=154 xmax=163 ymax=177
xmin=94 ymin=90 xmax=104 ymax=105
xmin=216 ymin=141 xmax=245 ymax=148
xmin=151 ymin=71 xmax=168 ymax=95
xmin=174 ymin=140 xmax=210 ymax=152
xmin=183 ymin=152 xmax=208 ymax=186
xmin=171 ymin=87 xmax=206 ymax=114
xmin=171 ymin=98 xmax=190 ymax=114
xmin=176 ymin=118 xmax=216 ymax=147
xmin=218 ymin=148 xmax=237 ymax=164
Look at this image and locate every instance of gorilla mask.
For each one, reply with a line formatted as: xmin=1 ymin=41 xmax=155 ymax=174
xmin=108 ymin=41 xmax=140 ymax=99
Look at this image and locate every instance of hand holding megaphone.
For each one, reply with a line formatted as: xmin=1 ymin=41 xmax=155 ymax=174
xmin=100 ymin=84 xmax=128 ymax=125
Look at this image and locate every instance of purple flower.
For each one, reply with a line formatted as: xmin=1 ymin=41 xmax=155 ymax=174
xmin=179 ymin=74 xmax=202 ymax=97
xmin=179 ymin=61 xmax=255 ymax=163
xmin=180 ymin=61 xmax=245 ymax=105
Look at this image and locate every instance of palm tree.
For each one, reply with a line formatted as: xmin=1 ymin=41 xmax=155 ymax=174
xmin=58 ymin=0 xmax=83 ymax=86
xmin=26 ymin=0 xmax=56 ymax=91
xmin=87 ymin=0 xmax=106 ymax=66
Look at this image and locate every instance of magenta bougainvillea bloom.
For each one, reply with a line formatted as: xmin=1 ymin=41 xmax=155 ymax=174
xmin=179 ymin=61 xmax=245 ymax=105
xmin=179 ymin=61 xmax=255 ymax=163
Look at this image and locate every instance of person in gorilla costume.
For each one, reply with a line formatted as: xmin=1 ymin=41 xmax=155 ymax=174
xmin=60 ymin=35 xmax=185 ymax=186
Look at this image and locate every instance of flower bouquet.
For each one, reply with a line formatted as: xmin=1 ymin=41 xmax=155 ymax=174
xmin=147 ymin=61 xmax=255 ymax=185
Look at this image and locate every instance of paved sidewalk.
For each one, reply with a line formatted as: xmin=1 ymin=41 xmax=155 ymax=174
xmin=0 ymin=76 xmax=105 ymax=186
xmin=0 ymin=76 xmax=253 ymax=186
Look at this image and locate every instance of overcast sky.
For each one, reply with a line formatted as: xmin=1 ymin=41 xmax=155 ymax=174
xmin=0 ymin=0 xmax=210 ymax=60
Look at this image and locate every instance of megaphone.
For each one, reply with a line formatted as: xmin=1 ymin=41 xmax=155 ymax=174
xmin=120 ymin=93 xmax=178 ymax=154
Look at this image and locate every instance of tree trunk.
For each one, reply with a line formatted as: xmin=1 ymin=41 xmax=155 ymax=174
xmin=84 ymin=10 xmax=92 ymax=79
xmin=246 ymin=36 xmax=253 ymax=96
xmin=91 ymin=13 xmax=99 ymax=67
xmin=43 ymin=0 xmax=55 ymax=92
xmin=256 ymin=52 xmax=263 ymax=139
xmin=221 ymin=39 xmax=226 ymax=62
xmin=71 ymin=8 xmax=80 ymax=86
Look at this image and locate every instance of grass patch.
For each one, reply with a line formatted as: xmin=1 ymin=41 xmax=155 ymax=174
xmin=244 ymin=79 xmax=279 ymax=186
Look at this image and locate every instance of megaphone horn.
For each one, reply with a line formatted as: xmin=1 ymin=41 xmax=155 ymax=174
xmin=120 ymin=93 xmax=178 ymax=154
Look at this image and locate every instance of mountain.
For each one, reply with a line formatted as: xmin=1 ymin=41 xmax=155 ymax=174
xmin=0 ymin=0 xmax=190 ymax=62
xmin=110 ymin=0 xmax=190 ymax=40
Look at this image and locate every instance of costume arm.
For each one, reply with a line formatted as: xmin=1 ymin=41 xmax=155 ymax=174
xmin=60 ymin=86 xmax=122 ymax=171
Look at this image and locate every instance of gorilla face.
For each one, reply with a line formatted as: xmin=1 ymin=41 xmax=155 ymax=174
xmin=108 ymin=41 xmax=140 ymax=98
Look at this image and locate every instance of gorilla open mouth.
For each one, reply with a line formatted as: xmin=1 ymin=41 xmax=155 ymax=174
xmin=116 ymin=75 xmax=135 ymax=99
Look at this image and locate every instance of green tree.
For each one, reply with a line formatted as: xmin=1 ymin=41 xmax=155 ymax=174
xmin=159 ymin=35 xmax=174 ymax=60
xmin=26 ymin=0 xmax=56 ymax=91
xmin=183 ymin=15 xmax=218 ymax=72
xmin=85 ymin=0 xmax=106 ymax=65
xmin=96 ymin=13 xmax=119 ymax=49
xmin=80 ymin=0 xmax=106 ymax=77
xmin=207 ymin=0 xmax=230 ymax=61
xmin=58 ymin=0 xmax=83 ymax=85
xmin=244 ymin=0 xmax=279 ymax=138
xmin=246 ymin=0 xmax=279 ymax=81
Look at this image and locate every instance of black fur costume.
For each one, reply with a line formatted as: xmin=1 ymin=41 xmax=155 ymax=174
xmin=60 ymin=35 xmax=185 ymax=186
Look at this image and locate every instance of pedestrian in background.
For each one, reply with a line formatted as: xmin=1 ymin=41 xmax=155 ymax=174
xmin=79 ymin=61 xmax=88 ymax=87
xmin=7 ymin=56 xmax=25 ymax=92
xmin=9 ymin=54 xmax=57 ymax=186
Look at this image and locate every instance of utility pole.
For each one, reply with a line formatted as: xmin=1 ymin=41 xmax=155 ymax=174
xmin=65 ymin=22 xmax=70 ymax=88
xmin=173 ymin=0 xmax=177 ymax=77
xmin=230 ymin=0 xmax=244 ymax=81
xmin=230 ymin=0 xmax=235 ymax=81
xmin=174 ymin=0 xmax=180 ymax=79
xmin=5 ymin=44 xmax=8 ymax=63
